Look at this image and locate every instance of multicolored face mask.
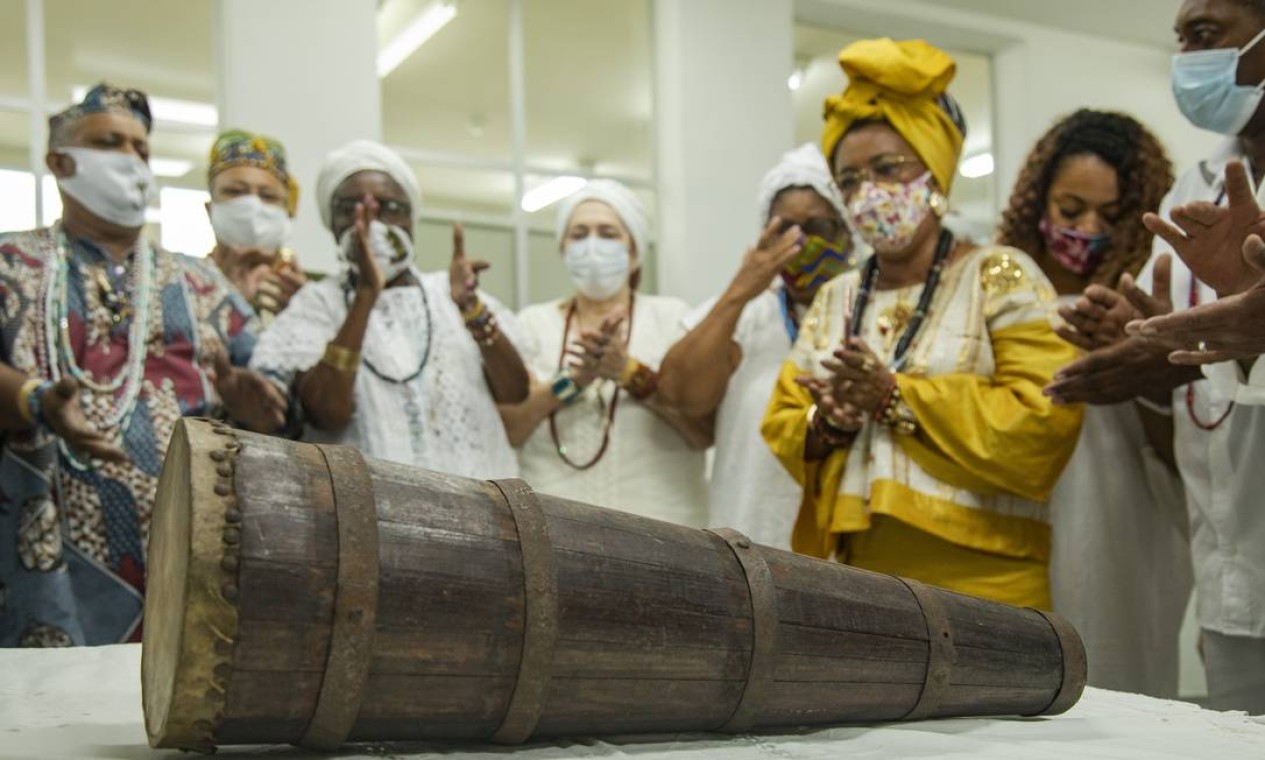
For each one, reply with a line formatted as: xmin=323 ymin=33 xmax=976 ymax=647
xmin=845 ymin=171 xmax=937 ymax=254
xmin=780 ymin=234 xmax=853 ymax=293
xmin=1039 ymin=216 xmax=1111 ymax=276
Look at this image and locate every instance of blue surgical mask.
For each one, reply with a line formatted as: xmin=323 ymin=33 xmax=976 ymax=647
xmin=1172 ymin=28 xmax=1265 ymax=136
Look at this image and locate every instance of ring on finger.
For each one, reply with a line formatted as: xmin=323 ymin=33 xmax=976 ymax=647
xmin=1197 ymin=340 xmax=1209 ymax=353
xmin=860 ymin=357 xmax=875 ymax=373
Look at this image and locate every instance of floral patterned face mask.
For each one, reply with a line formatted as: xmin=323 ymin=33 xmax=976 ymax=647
xmin=845 ymin=171 xmax=937 ymax=254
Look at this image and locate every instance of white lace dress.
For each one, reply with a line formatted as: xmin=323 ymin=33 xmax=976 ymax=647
xmin=250 ymin=268 xmax=524 ymax=479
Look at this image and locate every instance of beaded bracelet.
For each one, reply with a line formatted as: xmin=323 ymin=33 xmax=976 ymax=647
xmin=876 ymin=384 xmax=918 ymax=436
xmin=17 ymin=378 xmax=53 ymax=429
xmin=619 ymin=359 xmax=658 ymax=400
xmin=467 ymin=311 xmax=500 ymax=347
xmin=807 ymin=404 xmax=856 ymax=449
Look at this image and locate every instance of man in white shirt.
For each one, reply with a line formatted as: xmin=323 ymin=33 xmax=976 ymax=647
xmin=1049 ymin=0 xmax=1265 ymax=713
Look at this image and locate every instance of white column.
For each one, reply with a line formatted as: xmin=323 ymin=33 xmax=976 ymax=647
xmin=215 ymin=0 xmax=381 ymax=274
xmin=653 ymin=0 xmax=795 ymax=306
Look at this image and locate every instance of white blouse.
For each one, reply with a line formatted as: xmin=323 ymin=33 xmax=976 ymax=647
xmin=515 ymin=294 xmax=708 ymax=527
xmin=250 ymin=268 xmax=523 ymax=480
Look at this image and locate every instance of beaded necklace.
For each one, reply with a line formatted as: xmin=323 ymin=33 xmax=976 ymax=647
xmin=549 ymin=293 xmax=635 ymax=471
xmin=849 ymin=229 xmax=954 ymax=371
xmin=40 ymin=225 xmax=155 ymax=469
xmin=1185 ymin=275 xmax=1234 ymax=430
xmin=343 ymin=275 xmax=433 ymax=384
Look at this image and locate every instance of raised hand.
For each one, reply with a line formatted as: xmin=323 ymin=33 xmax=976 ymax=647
xmin=40 ymin=378 xmax=127 ymax=464
xmin=566 ymin=314 xmax=627 ymax=387
xmin=1055 ymin=284 xmax=1140 ymax=351
xmin=211 ymin=350 xmax=287 ymax=433
xmin=1142 ymin=160 xmax=1265 ymax=297
xmin=796 ymin=375 xmax=865 ymax=432
xmin=725 ymin=217 xmax=804 ymax=303
xmin=352 ymin=195 xmax=385 ymax=296
xmin=820 ymin=337 xmax=894 ymax=415
xmin=1127 ymin=240 xmax=1265 ymax=365
xmin=449 ymin=223 xmax=490 ymax=311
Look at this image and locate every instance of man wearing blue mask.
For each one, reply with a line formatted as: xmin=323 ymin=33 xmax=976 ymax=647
xmin=0 ymin=83 xmax=287 ymax=647
xmin=1050 ymin=0 xmax=1265 ymax=714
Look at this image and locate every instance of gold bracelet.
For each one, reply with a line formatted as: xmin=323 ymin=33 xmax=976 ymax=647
xmin=461 ymin=298 xmax=487 ymax=324
xmin=320 ymin=343 xmax=360 ymax=374
xmin=618 ymin=357 xmax=639 ymax=387
xmin=15 ymin=378 xmax=41 ymax=424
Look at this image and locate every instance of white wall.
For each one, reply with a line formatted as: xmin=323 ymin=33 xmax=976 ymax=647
xmin=215 ymin=0 xmax=381 ymax=274
xmin=653 ymin=0 xmax=796 ymax=306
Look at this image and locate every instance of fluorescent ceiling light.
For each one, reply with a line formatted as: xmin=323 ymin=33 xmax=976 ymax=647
xmin=522 ymin=176 xmax=587 ymax=213
xmin=959 ymin=153 xmax=994 ymax=179
xmin=71 ymin=86 xmax=218 ymax=128
xmin=149 ymin=157 xmax=194 ymax=178
xmin=787 ymin=70 xmax=804 ymax=91
xmin=378 ymin=0 xmax=459 ymax=78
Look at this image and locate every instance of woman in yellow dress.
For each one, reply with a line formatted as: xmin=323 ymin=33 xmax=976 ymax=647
xmin=761 ymin=38 xmax=1084 ymax=608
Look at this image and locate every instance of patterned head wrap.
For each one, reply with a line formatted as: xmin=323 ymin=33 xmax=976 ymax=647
xmin=208 ymin=129 xmax=299 ymax=215
xmin=821 ymin=38 xmax=967 ymax=194
xmin=49 ymin=82 xmax=152 ymax=136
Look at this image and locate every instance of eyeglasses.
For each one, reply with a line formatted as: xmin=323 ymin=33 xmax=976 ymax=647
xmin=331 ymin=197 xmax=412 ymax=221
xmin=835 ymin=155 xmax=926 ymax=197
xmin=774 ymin=217 xmax=843 ymax=241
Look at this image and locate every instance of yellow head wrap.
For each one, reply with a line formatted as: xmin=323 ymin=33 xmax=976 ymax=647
xmin=821 ymin=38 xmax=965 ymax=194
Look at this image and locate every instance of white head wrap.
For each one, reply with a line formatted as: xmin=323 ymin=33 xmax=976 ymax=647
xmin=755 ymin=143 xmax=847 ymax=227
xmin=315 ymin=139 xmax=421 ymax=231
xmin=554 ymin=179 xmax=650 ymax=257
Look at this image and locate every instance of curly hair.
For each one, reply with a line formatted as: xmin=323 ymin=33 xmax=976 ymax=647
xmin=996 ymin=109 xmax=1174 ymax=288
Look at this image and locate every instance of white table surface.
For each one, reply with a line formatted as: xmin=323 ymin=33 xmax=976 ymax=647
xmin=2 ymin=644 xmax=1264 ymax=759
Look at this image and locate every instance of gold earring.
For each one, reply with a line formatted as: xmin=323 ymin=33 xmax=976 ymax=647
xmin=930 ymin=191 xmax=949 ymax=219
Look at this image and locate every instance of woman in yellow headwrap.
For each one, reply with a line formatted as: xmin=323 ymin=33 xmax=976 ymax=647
xmin=761 ymin=38 xmax=1084 ymax=608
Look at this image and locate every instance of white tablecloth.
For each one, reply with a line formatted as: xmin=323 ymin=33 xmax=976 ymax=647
xmin=2 ymin=644 xmax=1264 ymax=759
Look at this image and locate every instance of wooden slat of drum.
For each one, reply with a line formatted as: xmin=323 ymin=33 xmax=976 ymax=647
xmin=553 ymin=551 xmax=751 ymax=620
xmin=551 ymin=637 xmax=748 ymax=681
xmin=775 ymin=649 xmax=927 ymax=684
xmin=224 ymin=670 xmax=323 ymax=722
xmin=948 ymin=644 xmax=1063 ymax=687
xmin=237 ymin=506 xmax=337 ymax=567
xmin=533 ymin=678 xmax=746 ymax=737
xmin=212 ymin=718 xmax=311 ymax=745
xmin=235 ymin=558 xmax=336 ymax=623
xmin=1030 ymin=609 xmax=1088 ymax=716
xmin=541 ymin=496 xmax=728 ymax=555
xmin=545 ymin=516 xmax=740 ymax=581
xmin=552 ymin=608 xmax=750 ymax=651
xmin=368 ymin=463 xmax=517 ymax=541
xmin=757 ymin=681 xmax=919 ymax=725
xmin=936 ymin=684 xmax=1062 ymax=716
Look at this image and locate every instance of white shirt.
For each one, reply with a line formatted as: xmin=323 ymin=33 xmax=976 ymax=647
xmin=683 ymin=288 xmax=803 ymax=550
xmin=516 ymin=294 xmax=708 ymax=527
xmin=1048 ymin=307 xmax=1192 ymax=698
xmin=250 ymin=269 xmax=523 ymax=480
xmin=1141 ymin=140 xmax=1265 ymax=637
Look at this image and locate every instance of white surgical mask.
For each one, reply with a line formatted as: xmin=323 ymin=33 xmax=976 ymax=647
xmin=1172 ymin=28 xmax=1265 ymax=136
xmin=209 ymin=195 xmax=292 ymax=250
xmin=564 ymin=236 xmax=630 ymax=300
xmin=339 ymin=219 xmax=414 ymax=282
xmin=55 ymin=147 xmax=154 ymax=228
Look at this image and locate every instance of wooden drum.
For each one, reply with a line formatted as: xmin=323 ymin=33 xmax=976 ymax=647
xmin=142 ymin=418 xmax=1086 ymax=751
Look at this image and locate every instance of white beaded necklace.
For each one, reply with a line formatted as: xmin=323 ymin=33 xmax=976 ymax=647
xmin=40 ymin=224 xmax=154 ymax=467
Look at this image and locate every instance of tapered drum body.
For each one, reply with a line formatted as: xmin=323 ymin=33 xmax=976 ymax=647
xmin=143 ymin=419 xmax=1085 ymax=751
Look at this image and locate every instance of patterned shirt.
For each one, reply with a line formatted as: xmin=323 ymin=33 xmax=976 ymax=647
xmin=0 ymin=224 xmax=257 ymax=647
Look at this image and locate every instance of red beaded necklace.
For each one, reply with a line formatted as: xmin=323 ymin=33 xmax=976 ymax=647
xmin=548 ymin=294 xmax=636 ymax=470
